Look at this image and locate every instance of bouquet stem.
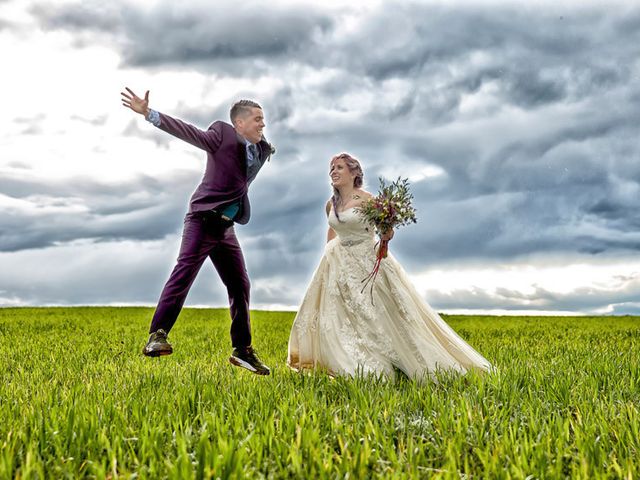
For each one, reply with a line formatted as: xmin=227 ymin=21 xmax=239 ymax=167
xmin=360 ymin=239 xmax=389 ymax=304
xmin=379 ymin=239 xmax=389 ymax=259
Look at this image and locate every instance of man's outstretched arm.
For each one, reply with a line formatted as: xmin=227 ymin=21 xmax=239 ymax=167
xmin=121 ymin=87 xmax=222 ymax=153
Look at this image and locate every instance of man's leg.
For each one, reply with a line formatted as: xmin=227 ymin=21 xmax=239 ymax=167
xmin=149 ymin=215 xmax=213 ymax=334
xmin=209 ymin=226 xmax=252 ymax=348
xmin=210 ymin=227 xmax=270 ymax=375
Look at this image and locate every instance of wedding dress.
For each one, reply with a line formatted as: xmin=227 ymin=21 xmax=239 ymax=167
xmin=287 ymin=206 xmax=492 ymax=381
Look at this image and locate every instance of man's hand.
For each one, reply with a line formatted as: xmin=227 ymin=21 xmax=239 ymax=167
xmin=121 ymin=87 xmax=150 ymax=117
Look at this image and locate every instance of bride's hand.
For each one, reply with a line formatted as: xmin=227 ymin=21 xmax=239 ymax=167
xmin=381 ymin=229 xmax=394 ymax=241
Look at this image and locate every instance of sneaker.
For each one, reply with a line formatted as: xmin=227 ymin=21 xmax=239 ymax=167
xmin=229 ymin=346 xmax=271 ymax=375
xmin=142 ymin=329 xmax=173 ymax=357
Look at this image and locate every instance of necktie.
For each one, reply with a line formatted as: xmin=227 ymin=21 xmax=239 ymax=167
xmin=247 ymin=143 xmax=260 ymax=184
xmin=248 ymin=144 xmax=258 ymax=165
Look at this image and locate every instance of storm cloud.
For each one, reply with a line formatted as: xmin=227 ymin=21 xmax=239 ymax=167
xmin=2 ymin=0 xmax=640 ymax=312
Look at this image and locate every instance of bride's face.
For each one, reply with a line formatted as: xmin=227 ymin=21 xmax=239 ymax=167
xmin=330 ymin=159 xmax=355 ymax=188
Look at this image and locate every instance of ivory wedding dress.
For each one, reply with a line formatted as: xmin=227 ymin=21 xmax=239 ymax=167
xmin=287 ymin=206 xmax=492 ymax=382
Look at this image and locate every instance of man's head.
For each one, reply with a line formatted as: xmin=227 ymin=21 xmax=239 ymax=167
xmin=230 ymin=100 xmax=265 ymax=144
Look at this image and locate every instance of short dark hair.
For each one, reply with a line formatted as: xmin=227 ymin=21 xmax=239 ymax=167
xmin=230 ymin=99 xmax=262 ymax=124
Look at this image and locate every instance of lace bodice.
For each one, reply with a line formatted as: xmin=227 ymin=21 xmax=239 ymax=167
xmin=328 ymin=207 xmax=375 ymax=246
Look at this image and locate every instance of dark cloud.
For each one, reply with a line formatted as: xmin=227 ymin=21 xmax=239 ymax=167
xmin=32 ymin=2 xmax=122 ymax=32
xmin=5 ymin=0 xmax=640 ymax=313
xmin=27 ymin=2 xmax=640 ymax=269
xmin=125 ymin=10 xmax=332 ymax=67
xmin=33 ymin=1 xmax=334 ymax=68
xmin=0 ymin=172 xmax=198 ymax=252
xmin=503 ymin=70 xmax=567 ymax=108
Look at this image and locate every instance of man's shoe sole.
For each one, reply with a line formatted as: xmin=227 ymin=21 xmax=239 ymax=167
xmin=229 ymin=356 xmax=270 ymax=375
xmin=143 ymin=348 xmax=173 ymax=357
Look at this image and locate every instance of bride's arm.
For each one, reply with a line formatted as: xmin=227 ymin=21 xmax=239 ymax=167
xmin=325 ymin=199 xmax=337 ymax=242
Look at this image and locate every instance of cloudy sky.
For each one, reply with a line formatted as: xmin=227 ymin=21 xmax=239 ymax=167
xmin=2 ymin=0 xmax=640 ymax=315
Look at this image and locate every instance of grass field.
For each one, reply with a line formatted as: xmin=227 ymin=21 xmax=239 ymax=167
xmin=0 ymin=307 xmax=639 ymax=479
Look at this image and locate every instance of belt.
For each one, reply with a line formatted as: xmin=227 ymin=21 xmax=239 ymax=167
xmin=198 ymin=209 xmax=235 ymax=227
xmin=340 ymin=238 xmax=366 ymax=247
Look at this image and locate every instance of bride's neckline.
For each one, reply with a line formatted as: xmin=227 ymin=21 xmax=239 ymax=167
xmin=334 ymin=206 xmax=358 ymax=214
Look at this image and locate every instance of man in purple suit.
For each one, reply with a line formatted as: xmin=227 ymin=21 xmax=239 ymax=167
xmin=121 ymin=87 xmax=272 ymax=375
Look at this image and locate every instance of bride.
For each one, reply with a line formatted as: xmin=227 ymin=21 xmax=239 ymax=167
xmin=287 ymin=153 xmax=492 ymax=382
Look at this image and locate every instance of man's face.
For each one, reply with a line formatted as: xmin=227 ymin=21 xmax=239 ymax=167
xmin=235 ymin=107 xmax=265 ymax=144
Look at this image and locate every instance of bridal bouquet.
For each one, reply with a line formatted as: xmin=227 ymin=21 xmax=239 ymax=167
xmin=356 ymin=177 xmax=417 ymax=300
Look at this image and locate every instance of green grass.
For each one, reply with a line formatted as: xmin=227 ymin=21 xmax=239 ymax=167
xmin=0 ymin=307 xmax=639 ymax=479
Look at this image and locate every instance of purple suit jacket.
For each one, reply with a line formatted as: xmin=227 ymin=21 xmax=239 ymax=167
xmin=158 ymin=112 xmax=274 ymax=225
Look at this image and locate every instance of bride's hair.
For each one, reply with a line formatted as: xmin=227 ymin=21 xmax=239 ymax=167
xmin=330 ymin=152 xmax=364 ymax=222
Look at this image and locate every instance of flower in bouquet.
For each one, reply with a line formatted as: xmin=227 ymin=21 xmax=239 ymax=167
xmin=355 ymin=177 xmax=417 ymax=301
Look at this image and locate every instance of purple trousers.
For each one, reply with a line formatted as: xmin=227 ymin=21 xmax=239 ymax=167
xmin=149 ymin=213 xmax=252 ymax=348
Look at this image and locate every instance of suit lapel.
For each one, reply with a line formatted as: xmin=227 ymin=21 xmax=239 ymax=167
xmin=236 ymin=134 xmax=249 ymax=177
xmin=258 ymin=139 xmax=273 ymax=163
